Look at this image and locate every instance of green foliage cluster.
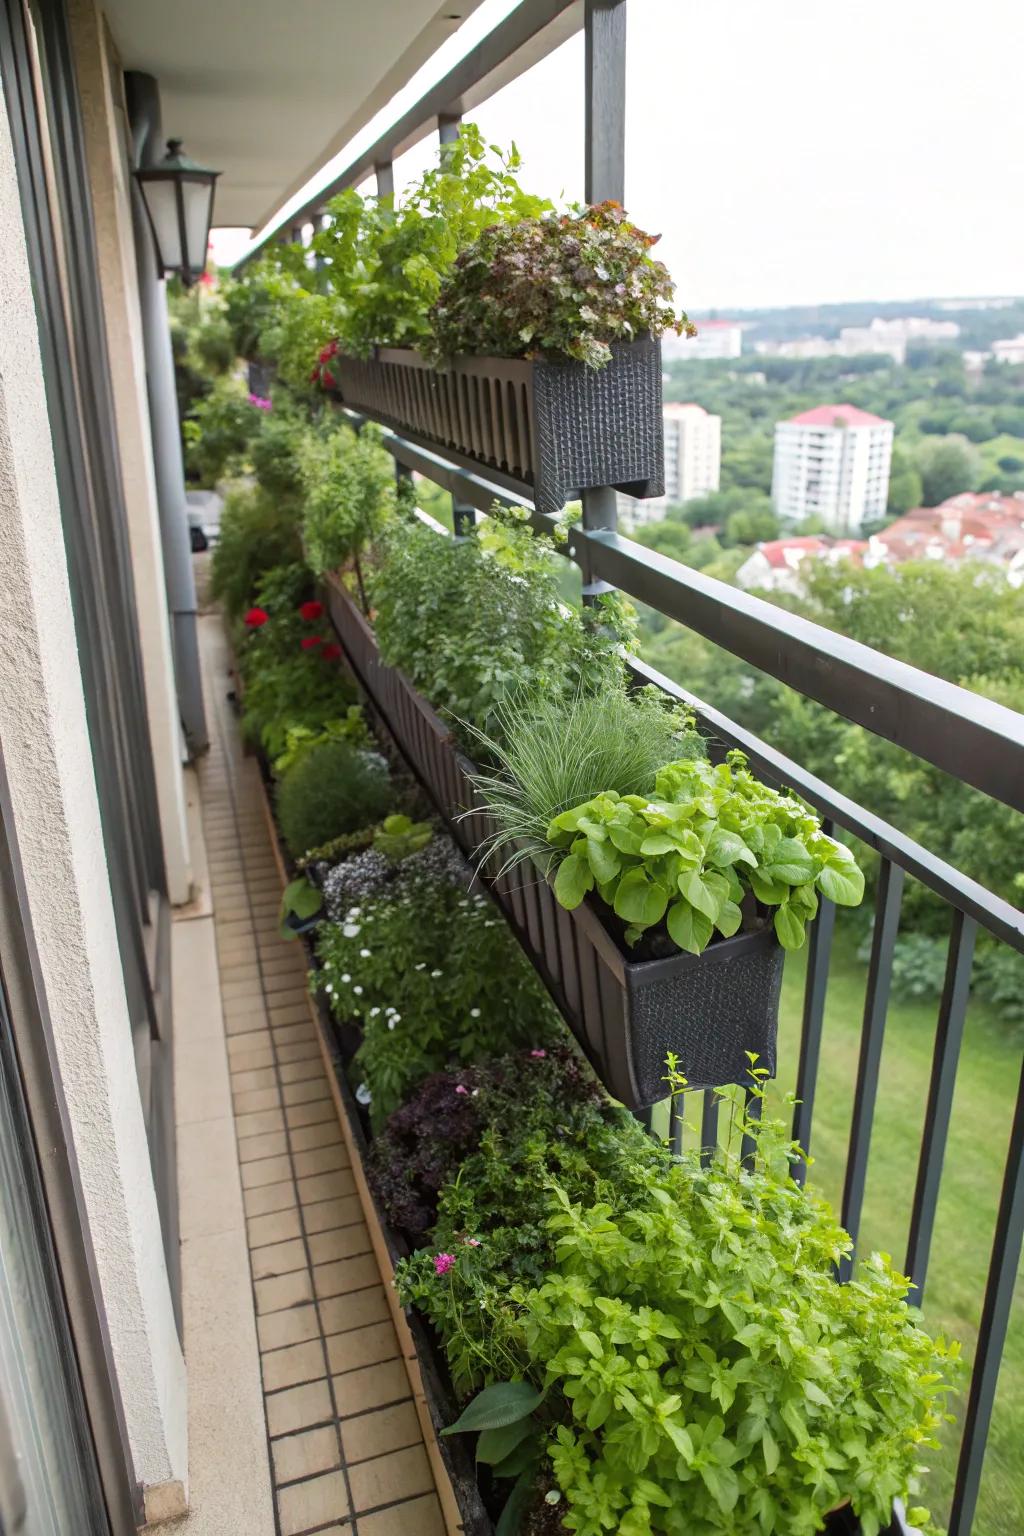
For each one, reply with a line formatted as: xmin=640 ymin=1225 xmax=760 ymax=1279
xmin=275 ymin=740 xmax=392 ymax=859
xmin=183 ymin=376 xmax=262 ymax=484
xmin=210 ymin=491 xmax=303 ymax=620
xmin=427 ymin=201 xmax=692 ymax=369
xmin=467 ymin=688 xmax=704 ymax=871
xmin=372 ymin=502 xmax=636 ymax=745
xmin=315 ymin=872 xmax=561 ymax=1127
xmin=308 ymin=125 xmax=550 ymax=357
xmin=299 ymin=423 xmax=397 ymax=585
xmin=546 ymin=751 xmax=864 ymax=953
xmin=271 ymin=709 xmax=369 ymax=776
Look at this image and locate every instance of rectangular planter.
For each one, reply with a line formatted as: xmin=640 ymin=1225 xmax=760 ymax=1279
xmin=322 ymin=576 xmax=783 ymax=1110
xmin=330 ymin=339 xmax=665 ymax=515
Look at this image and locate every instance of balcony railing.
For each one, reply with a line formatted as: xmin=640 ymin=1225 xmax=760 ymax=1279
xmin=236 ymin=5 xmax=1024 ymax=1531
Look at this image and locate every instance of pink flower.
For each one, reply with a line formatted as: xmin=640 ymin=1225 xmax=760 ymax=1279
xmin=454 ymin=1085 xmax=468 ymax=1096
xmin=247 ymin=393 xmax=272 ymax=411
xmin=530 ymin=1049 xmax=547 ymax=1059
xmin=463 ymin=1237 xmax=481 ymax=1247
xmin=434 ymin=1253 xmax=456 ymax=1277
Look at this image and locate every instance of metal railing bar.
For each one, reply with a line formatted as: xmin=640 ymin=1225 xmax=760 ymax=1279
xmin=583 ymin=530 xmax=1024 ymax=816
xmin=948 ymin=1053 xmax=1024 ymax=1536
xmin=838 ymin=860 xmax=904 ymax=1280
xmin=792 ymin=892 xmax=837 ymax=1184
xmin=627 ymin=657 xmax=1024 ymax=958
xmin=904 ymin=912 xmax=978 ymax=1303
xmin=237 ymin=0 xmax=583 ymax=267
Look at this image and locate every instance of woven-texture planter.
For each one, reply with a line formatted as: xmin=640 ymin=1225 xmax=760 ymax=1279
xmin=331 ymin=339 xmax=665 ymax=514
xmin=322 ymin=576 xmax=782 ymax=1109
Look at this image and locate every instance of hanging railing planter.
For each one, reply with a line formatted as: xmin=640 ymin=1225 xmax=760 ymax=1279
xmin=322 ymin=575 xmax=783 ymax=1109
xmin=327 ymin=338 xmax=665 ymax=515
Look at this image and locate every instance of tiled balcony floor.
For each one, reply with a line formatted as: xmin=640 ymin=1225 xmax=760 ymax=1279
xmin=195 ymin=615 xmax=446 ymax=1536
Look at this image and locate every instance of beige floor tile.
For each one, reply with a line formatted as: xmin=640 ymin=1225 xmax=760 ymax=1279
xmin=326 ymin=1320 xmax=398 ymax=1376
xmin=248 ymin=1208 xmax=302 ymax=1248
xmin=241 ymin=1154 xmax=294 ymax=1191
xmin=233 ymin=1066 xmax=280 ymax=1094
xmin=318 ymin=1288 xmax=391 ymax=1337
xmin=298 ymin=1169 xmax=356 ymax=1206
xmin=255 ymin=1267 xmax=314 ymax=1316
xmin=313 ymin=1253 xmax=384 ymax=1301
xmin=244 ymin=1181 xmax=297 ymax=1219
xmin=292 ymin=1143 xmax=348 ymax=1180
xmin=357 ymin=1494 xmax=444 ymax=1536
xmin=270 ymin=1007 xmax=312 ymax=1030
xmin=286 ymin=1100 xmax=337 ymax=1130
xmin=229 ymin=1045 xmax=276 ymax=1074
xmin=308 ymin=1224 xmax=371 ymax=1267
xmin=277 ymin=1469 xmax=349 ymax=1536
xmin=288 ymin=1121 xmax=343 ymax=1154
xmin=271 ymin=1426 xmax=340 ymax=1487
xmin=348 ymin=1444 xmax=433 ymax=1514
xmin=276 ymin=1040 xmax=322 ymax=1067
xmin=227 ymin=1029 xmax=273 ymax=1058
xmin=225 ymin=1009 xmax=270 ymax=1036
xmin=239 ymin=1130 xmax=288 ymax=1164
xmin=278 ymin=1059 xmax=325 ymax=1086
xmin=283 ymin=1078 xmax=332 ymax=1109
xmin=234 ymin=1086 xmax=282 ymax=1115
xmin=274 ymin=1020 xmax=316 ymax=1044
xmin=258 ymin=1303 xmax=321 ymax=1354
xmin=251 ymin=1238 xmax=308 ymax=1281
xmin=261 ymin=1338 xmax=327 ymax=1393
xmin=235 ymin=1107 xmax=285 ymax=1139
xmin=332 ymin=1357 xmax=409 ymax=1416
xmin=339 ymin=1401 xmax=420 ymax=1465
xmin=265 ymin=1379 xmax=334 ymax=1438
xmin=301 ymin=1195 xmax=363 ymax=1235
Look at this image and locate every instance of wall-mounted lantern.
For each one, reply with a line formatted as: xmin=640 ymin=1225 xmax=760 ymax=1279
xmin=134 ymin=139 xmax=220 ymax=286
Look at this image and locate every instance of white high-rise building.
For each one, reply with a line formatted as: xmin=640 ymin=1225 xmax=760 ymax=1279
xmin=772 ymin=405 xmax=894 ymax=533
xmin=664 ymin=319 xmax=742 ymax=361
xmin=663 ymin=402 xmax=721 ymax=503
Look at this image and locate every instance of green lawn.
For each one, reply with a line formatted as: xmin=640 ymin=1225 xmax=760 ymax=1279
xmin=658 ymin=923 xmax=1023 ymax=1536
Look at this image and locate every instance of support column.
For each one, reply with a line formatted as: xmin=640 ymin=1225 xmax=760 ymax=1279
xmin=581 ymin=0 xmax=627 ymax=596
xmin=438 ymin=111 xmax=462 ymax=146
xmin=124 ymin=71 xmax=208 ymax=762
xmin=68 ymin=0 xmax=192 ymax=905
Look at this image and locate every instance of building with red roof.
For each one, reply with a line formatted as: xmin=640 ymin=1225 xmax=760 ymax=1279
xmin=772 ymin=403 xmax=894 ymax=534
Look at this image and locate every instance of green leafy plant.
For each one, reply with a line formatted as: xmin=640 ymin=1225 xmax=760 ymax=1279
xmin=272 ymin=709 xmax=370 ymax=777
xmin=428 ymin=201 xmax=694 ymax=369
xmin=315 ymin=874 xmax=561 ymax=1127
xmin=310 ymin=124 xmax=550 ymax=358
xmin=466 ymin=686 xmax=704 ymax=872
xmin=210 ymin=490 xmax=302 ymax=621
xmin=373 ymin=814 xmax=433 ymax=860
xmin=275 ymin=741 xmax=392 ymax=859
xmin=278 ymin=876 xmax=323 ymax=940
xmin=299 ymin=423 xmax=398 ymax=605
xmin=547 ymin=749 xmax=865 ymax=952
xmin=183 ymin=375 xmax=263 ymax=484
xmin=372 ymin=504 xmax=634 ymax=746
xmin=249 ymin=406 xmax=311 ymax=502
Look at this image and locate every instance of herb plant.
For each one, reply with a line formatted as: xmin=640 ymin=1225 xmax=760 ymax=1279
xmin=271 ymin=709 xmax=370 ymax=777
xmin=371 ymin=503 xmax=634 ymax=745
xmin=299 ymin=423 xmax=398 ymax=605
xmin=275 ymin=741 xmax=392 ymax=858
xmin=547 ymin=750 xmax=865 ymax=952
xmin=428 ymin=201 xmax=694 ymax=369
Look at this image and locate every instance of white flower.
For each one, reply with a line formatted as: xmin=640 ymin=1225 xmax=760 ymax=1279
xmin=325 ymin=984 xmax=334 ymax=995
xmin=353 ymin=985 xmax=363 ymax=996
xmin=387 ymin=1019 xmax=396 ymax=1031
xmin=391 ymin=1014 xmax=401 ymax=1024
xmin=414 ymin=962 xmax=426 ymax=971
xmin=341 ymin=973 xmax=351 ymax=983
xmin=360 ymin=948 xmax=371 ymax=958
xmin=355 ymin=1083 xmax=372 ymax=1105
xmin=470 ymin=1007 xmax=481 ymax=1018
xmin=431 ymin=969 xmax=442 ymax=978
xmin=369 ymin=1007 xmax=380 ymax=1017
xmin=343 ymin=923 xmax=361 ymax=938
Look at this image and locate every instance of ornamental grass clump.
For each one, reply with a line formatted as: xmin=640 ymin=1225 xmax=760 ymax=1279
xmin=466 ymin=686 xmax=704 ymax=873
xmin=547 ymin=748 xmax=866 ymax=954
xmin=427 ymin=201 xmax=695 ymax=369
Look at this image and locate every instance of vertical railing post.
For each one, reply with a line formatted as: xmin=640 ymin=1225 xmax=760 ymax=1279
xmin=580 ymin=0 xmax=627 ymax=600
xmin=438 ymin=112 xmax=462 ymax=146
xmin=452 ymin=499 xmax=476 ymax=538
xmin=374 ymin=161 xmax=394 ymax=200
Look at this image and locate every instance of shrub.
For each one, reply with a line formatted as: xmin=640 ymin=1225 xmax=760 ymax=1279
xmin=249 ymin=408 xmax=310 ymax=502
xmin=467 ymin=686 xmax=704 ymax=871
xmin=546 ymin=749 xmax=865 ymax=954
xmin=183 ymin=376 xmax=262 ymax=484
xmin=241 ymin=650 xmax=356 ymax=761
xmin=210 ymin=489 xmax=302 ymax=620
xmin=299 ymin=423 xmax=397 ymax=594
xmin=315 ymin=870 xmax=561 ymax=1126
xmin=427 ymin=202 xmax=693 ymax=369
xmin=372 ymin=503 xmax=635 ymax=745
xmin=276 ymin=741 xmax=392 ymax=859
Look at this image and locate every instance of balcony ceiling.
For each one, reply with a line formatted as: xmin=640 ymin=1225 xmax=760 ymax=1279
xmin=103 ymin=0 xmax=484 ymax=231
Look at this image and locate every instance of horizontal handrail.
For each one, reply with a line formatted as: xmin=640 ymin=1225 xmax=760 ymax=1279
xmin=236 ymin=0 xmax=581 ymax=268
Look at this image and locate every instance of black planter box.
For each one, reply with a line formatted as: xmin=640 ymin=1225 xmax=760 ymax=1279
xmin=323 ymin=577 xmax=783 ymax=1109
xmin=330 ymin=339 xmax=665 ymax=515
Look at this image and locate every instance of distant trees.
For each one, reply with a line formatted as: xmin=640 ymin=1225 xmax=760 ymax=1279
xmin=916 ymin=435 xmax=981 ymax=506
xmin=886 ymin=446 xmax=924 ymax=515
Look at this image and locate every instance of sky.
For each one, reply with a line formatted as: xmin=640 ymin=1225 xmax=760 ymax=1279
xmin=212 ymin=0 xmax=1020 ymax=311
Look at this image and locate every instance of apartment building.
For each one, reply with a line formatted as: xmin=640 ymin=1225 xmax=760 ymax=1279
xmin=771 ymin=404 xmax=894 ymax=533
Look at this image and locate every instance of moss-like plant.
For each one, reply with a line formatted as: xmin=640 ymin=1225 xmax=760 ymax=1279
xmin=275 ymin=741 xmax=392 ymax=858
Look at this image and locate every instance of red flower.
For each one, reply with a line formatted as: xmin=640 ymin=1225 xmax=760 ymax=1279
xmin=320 ymin=643 xmax=342 ymax=662
xmin=318 ymin=341 xmax=338 ymax=363
xmin=243 ymin=607 xmax=269 ymax=628
xmin=321 ymin=368 xmax=337 ymax=390
xmin=299 ymin=600 xmax=324 ymax=622
xmin=300 ymin=635 xmax=323 ymax=651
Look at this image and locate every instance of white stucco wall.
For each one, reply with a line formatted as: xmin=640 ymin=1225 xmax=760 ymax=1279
xmin=0 ymin=84 xmax=187 ymax=1504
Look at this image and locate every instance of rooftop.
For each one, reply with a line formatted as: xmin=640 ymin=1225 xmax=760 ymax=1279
xmin=785 ymin=404 xmax=892 ymax=429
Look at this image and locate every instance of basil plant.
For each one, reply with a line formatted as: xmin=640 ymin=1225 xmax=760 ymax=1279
xmin=547 ymin=751 xmax=865 ymax=953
